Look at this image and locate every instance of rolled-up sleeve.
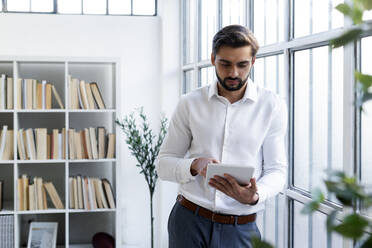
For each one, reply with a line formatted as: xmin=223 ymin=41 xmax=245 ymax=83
xmin=256 ymin=98 xmax=288 ymax=203
xmin=156 ymin=97 xmax=196 ymax=184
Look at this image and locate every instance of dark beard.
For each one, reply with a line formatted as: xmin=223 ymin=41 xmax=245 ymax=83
xmin=215 ymin=71 xmax=249 ymax=91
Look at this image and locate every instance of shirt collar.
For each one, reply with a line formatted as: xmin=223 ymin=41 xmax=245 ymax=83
xmin=207 ymin=78 xmax=258 ymax=102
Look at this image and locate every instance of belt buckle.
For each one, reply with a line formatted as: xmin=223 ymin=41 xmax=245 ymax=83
xmin=211 ymin=212 xmax=217 ymax=222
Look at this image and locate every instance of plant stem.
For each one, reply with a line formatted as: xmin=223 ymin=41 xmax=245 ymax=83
xmin=150 ymin=192 xmax=154 ymax=248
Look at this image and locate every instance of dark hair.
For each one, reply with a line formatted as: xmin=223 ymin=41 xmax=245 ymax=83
xmin=212 ymin=25 xmax=260 ymax=57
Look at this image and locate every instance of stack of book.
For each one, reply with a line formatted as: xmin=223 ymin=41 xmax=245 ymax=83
xmin=0 ymin=74 xmax=14 ymax=110
xmin=69 ymin=176 xmax=115 ymax=210
xmin=17 ymin=174 xmax=64 ymax=211
xmin=17 ymin=128 xmax=66 ymax=160
xmin=69 ymin=75 xmax=106 ymax=109
xmin=0 ymin=215 xmax=14 ymax=247
xmin=68 ymin=127 xmax=115 ymax=160
xmin=0 ymin=126 xmax=14 ymax=160
xmin=16 ymin=78 xmax=64 ymax=110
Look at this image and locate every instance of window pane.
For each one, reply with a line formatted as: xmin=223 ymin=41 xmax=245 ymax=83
xmin=184 ymin=0 xmax=196 ymax=64
xmin=58 ymin=0 xmax=81 ymax=14
xmin=294 ymin=46 xmax=344 ymax=194
xmin=7 ymin=0 xmax=30 ymax=11
xmin=31 ymin=0 xmax=53 ymax=12
xmin=133 ymin=0 xmax=155 ymax=15
xmin=312 ymin=211 xmax=327 ymax=247
xmin=200 ymin=67 xmax=215 ymax=87
xmin=200 ymin=0 xmax=217 ymax=60
xmin=361 ymin=36 xmax=372 ymax=218
xmin=293 ymin=201 xmax=309 ymax=248
xmin=83 ymin=0 xmax=106 ymax=14
xmin=222 ymin=0 xmax=246 ymax=27
xmin=364 ymin=10 xmax=372 ymax=20
xmin=254 ymin=0 xmax=284 ymax=46
xmin=254 ymin=55 xmax=286 ymax=99
xmin=294 ymin=0 xmax=344 ymax=38
xmin=183 ymin=70 xmax=194 ymax=94
xmin=109 ymin=0 xmax=131 ymax=15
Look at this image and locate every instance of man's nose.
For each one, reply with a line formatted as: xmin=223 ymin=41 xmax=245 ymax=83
xmin=229 ymin=66 xmax=239 ymax=78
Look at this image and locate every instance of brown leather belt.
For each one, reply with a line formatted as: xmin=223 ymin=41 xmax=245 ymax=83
xmin=177 ymin=195 xmax=256 ymax=225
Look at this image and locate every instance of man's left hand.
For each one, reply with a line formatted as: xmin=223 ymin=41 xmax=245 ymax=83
xmin=209 ymin=174 xmax=259 ymax=205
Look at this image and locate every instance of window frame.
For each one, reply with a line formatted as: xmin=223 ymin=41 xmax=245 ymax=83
xmin=0 ymin=0 xmax=158 ymax=16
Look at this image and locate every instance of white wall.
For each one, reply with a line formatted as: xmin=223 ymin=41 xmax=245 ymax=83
xmin=0 ymin=12 xmax=165 ymax=247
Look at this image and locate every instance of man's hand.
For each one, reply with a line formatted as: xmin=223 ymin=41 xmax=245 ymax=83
xmin=209 ymin=174 xmax=259 ymax=205
xmin=190 ymin=158 xmax=219 ymax=177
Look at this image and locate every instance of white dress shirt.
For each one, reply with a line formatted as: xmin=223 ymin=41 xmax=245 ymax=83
xmin=156 ymin=79 xmax=288 ymax=215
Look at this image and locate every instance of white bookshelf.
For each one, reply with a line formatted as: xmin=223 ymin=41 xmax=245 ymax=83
xmin=0 ymin=56 xmax=119 ymax=247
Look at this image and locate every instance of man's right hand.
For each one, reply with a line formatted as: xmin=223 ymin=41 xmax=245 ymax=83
xmin=190 ymin=158 xmax=220 ymax=177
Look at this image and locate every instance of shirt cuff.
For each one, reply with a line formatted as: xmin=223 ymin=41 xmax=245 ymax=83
xmin=177 ymin=158 xmax=197 ymax=183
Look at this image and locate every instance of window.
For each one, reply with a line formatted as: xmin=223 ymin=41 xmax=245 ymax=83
xmin=293 ymin=46 xmax=344 ymax=195
xmin=3 ymin=0 xmax=156 ymax=15
xmin=182 ymin=1 xmax=369 ymax=247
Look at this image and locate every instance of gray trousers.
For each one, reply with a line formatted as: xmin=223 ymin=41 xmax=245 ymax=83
xmin=168 ymin=201 xmax=261 ymax=248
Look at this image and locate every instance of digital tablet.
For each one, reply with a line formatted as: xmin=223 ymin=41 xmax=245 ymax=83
xmin=206 ymin=163 xmax=255 ymax=186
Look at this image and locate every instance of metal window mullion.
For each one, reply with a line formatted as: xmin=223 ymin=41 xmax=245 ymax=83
xmin=53 ymin=0 xmax=57 ymax=13
xmin=195 ymin=0 xmax=201 ymax=89
xmin=131 ymin=0 xmax=133 ymax=15
xmin=248 ymin=0 xmax=253 ymax=31
xmin=308 ymin=48 xmax=314 ymax=248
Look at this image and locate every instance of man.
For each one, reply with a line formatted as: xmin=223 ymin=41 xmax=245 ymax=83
xmin=156 ymin=24 xmax=287 ymax=248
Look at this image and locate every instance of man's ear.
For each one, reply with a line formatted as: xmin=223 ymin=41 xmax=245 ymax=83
xmin=252 ymin=56 xmax=256 ymax=66
xmin=211 ymin=53 xmax=216 ymax=66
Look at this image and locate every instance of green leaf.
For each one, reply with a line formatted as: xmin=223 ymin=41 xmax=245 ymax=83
xmin=336 ymin=3 xmax=352 ymax=16
xmin=331 ymin=28 xmax=363 ymax=48
xmin=361 ymin=235 xmax=372 ymax=248
xmin=312 ymin=188 xmax=325 ymax=202
xmin=352 ymin=7 xmax=364 ymax=24
xmin=327 ymin=210 xmax=338 ymax=232
xmin=356 ymin=72 xmax=372 ymax=92
xmin=301 ymin=201 xmax=320 ymax=214
xmin=333 ymin=214 xmax=369 ymax=239
xmin=252 ymin=237 xmax=274 ymax=248
xmin=360 ymin=0 xmax=372 ymax=10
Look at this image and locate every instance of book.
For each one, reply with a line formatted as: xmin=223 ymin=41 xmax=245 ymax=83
xmin=68 ymin=129 xmax=75 ymax=159
xmin=6 ymin=77 xmax=13 ymax=109
xmin=69 ymin=177 xmax=74 ymax=209
xmin=102 ymin=179 xmax=115 ymax=209
xmin=52 ymin=129 xmax=59 ymax=159
xmin=89 ymin=128 xmax=98 ymax=160
xmin=98 ymin=178 xmax=108 ymax=208
xmin=29 ymin=184 xmax=35 ymax=211
xmin=51 ymin=85 xmax=64 ymax=109
xmin=2 ymin=130 xmax=14 ymax=160
xmin=0 ymin=180 xmax=3 ymax=210
xmin=98 ymin=127 xmax=106 ymax=159
xmin=32 ymin=79 xmax=37 ymax=109
xmin=62 ymin=128 xmax=66 ymax=159
xmin=83 ymin=177 xmax=91 ymax=210
xmin=0 ymin=125 xmax=8 ymax=160
xmin=69 ymin=76 xmax=79 ymax=109
xmin=0 ymin=74 xmax=6 ymax=109
xmin=44 ymin=182 xmax=64 ymax=209
xmin=36 ymin=82 xmax=43 ymax=109
xmin=90 ymin=82 xmax=106 ymax=109
xmin=46 ymin=83 xmax=52 ymax=109
xmin=42 ymin=80 xmax=47 ymax=109
xmin=22 ymin=174 xmax=29 ymax=210
xmin=85 ymin=82 xmax=96 ymax=109
xmin=25 ymin=129 xmax=36 ymax=160
xmin=88 ymin=177 xmax=97 ymax=209
xmin=17 ymin=129 xmax=26 ymax=160
xmin=79 ymin=80 xmax=89 ymax=109
xmin=84 ymin=128 xmax=93 ymax=159
xmin=72 ymin=177 xmax=78 ymax=209
xmin=106 ymin=133 xmax=115 ymax=159
xmin=36 ymin=177 xmax=44 ymax=210
xmin=93 ymin=178 xmax=103 ymax=209
xmin=74 ymin=131 xmax=83 ymax=159
xmin=16 ymin=78 xmax=22 ymax=109
xmin=81 ymin=131 xmax=88 ymax=159
xmin=36 ymin=128 xmax=47 ymax=160
xmin=77 ymin=175 xmax=83 ymax=209
xmin=26 ymin=79 xmax=33 ymax=109
xmin=17 ymin=178 xmax=24 ymax=211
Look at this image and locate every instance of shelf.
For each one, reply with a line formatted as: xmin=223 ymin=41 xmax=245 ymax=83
xmin=68 ymin=109 xmax=116 ymax=113
xmin=0 ymin=160 xmax=14 ymax=164
xmin=69 ymin=159 xmax=116 ymax=163
xmin=16 ymin=109 xmax=65 ymax=113
xmin=0 ymin=110 xmax=14 ymax=113
xmin=17 ymin=209 xmax=66 ymax=215
xmin=17 ymin=160 xmax=66 ymax=164
xmin=69 ymin=208 xmax=116 ymax=213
